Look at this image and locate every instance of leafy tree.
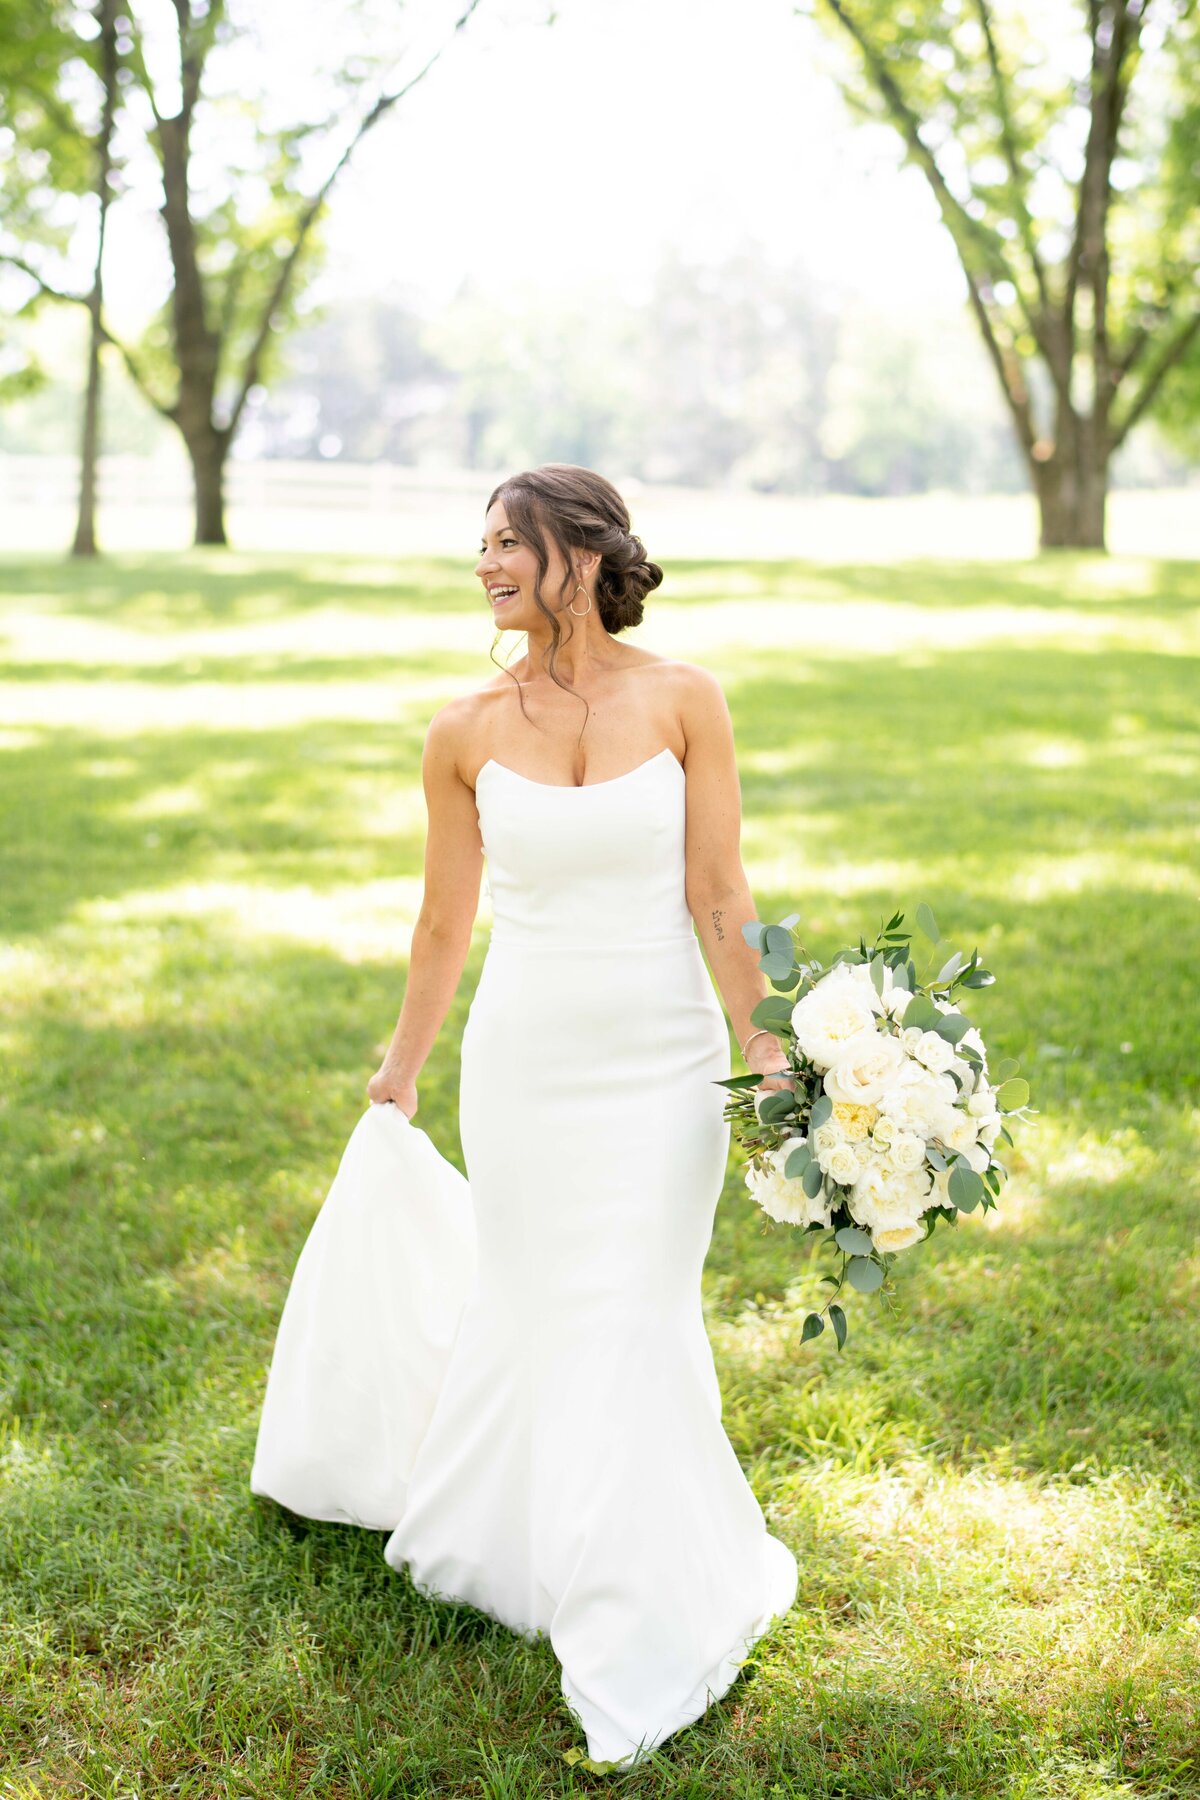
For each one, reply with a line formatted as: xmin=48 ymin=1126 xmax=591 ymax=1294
xmin=808 ymin=0 xmax=1200 ymax=548
xmin=4 ymin=0 xmax=486 ymax=546
xmin=0 ymin=1 xmax=93 ymax=397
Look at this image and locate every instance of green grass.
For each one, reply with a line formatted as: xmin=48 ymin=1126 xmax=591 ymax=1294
xmin=1 ymin=545 xmax=1198 ymax=1798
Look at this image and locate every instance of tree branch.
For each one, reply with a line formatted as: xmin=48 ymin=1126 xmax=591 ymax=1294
xmin=972 ymin=0 xmax=1052 ymax=323
xmin=1108 ymin=309 xmax=1200 ymax=450
xmin=820 ymin=0 xmax=1044 ymax=446
xmin=0 ymin=252 xmax=177 ymax=417
xmin=224 ymin=0 xmax=485 ymax=438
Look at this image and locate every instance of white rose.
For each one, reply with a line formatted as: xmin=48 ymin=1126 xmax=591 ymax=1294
xmin=978 ymin=1115 xmax=1001 ymax=1150
xmin=824 ymin=1141 xmax=864 ymax=1186
xmin=886 ymin=1130 xmax=926 ymax=1173
xmin=870 ymin=1113 xmax=897 ymax=1152
xmin=849 ymin=1158 xmax=934 ymax=1229
xmin=881 ymin=985 xmax=912 ymax=1021
xmin=790 ymin=966 xmax=880 ymax=1073
xmin=745 ymin=1145 xmax=830 ymax=1228
xmin=914 ymin=1030 xmax=956 ymax=1073
xmin=900 ymin=1025 xmax=925 ymax=1054
xmin=962 ymin=1141 xmax=991 ymax=1174
xmin=966 ymin=1084 xmax=999 ymax=1121
xmin=879 ymin=1062 xmax=957 ymax=1138
xmin=812 ymin=1122 xmax=841 ymax=1159
xmin=824 ymin=1033 xmax=906 ymax=1106
xmin=941 ymin=1110 xmax=981 ymax=1154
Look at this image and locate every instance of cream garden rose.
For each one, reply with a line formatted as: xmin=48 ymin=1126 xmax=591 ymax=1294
xmin=831 ymin=1099 xmax=877 ymax=1141
xmin=884 ymin=1130 xmax=926 ymax=1173
xmin=823 ymin=1034 xmax=907 ymax=1106
xmin=913 ymin=1029 xmax=957 ymax=1073
xmin=790 ymin=966 xmax=880 ymax=1071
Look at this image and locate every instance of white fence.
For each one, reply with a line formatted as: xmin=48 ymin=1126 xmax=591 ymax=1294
xmin=1 ymin=454 xmax=1197 ymax=561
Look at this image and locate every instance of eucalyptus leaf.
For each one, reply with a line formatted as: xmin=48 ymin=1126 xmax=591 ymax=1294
xmin=764 ymin=925 xmax=794 ymax=960
xmin=761 ymin=952 xmax=795 ymax=982
xmin=829 ymin=1303 xmax=847 ymax=1351
xmin=741 ymin=921 xmax=768 ymax=951
xmin=835 ymin=1225 xmax=873 ymax=1254
xmin=937 ymin=950 xmax=965 ymax=983
xmin=934 ymin=1012 xmax=971 ymax=1044
xmin=996 ymin=1077 xmax=1029 ymax=1110
xmin=996 ymin=1057 xmax=1021 ymax=1082
xmin=925 ymin=1142 xmax=948 ymax=1170
xmin=847 ymin=1256 xmax=884 ymax=1293
xmin=809 ymin=1094 xmax=833 ymax=1130
xmin=756 ymin=1091 xmax=796 ymax=1124
xmin=778 ymin=912 xmax=801 ymax=929
xmin=784 ymin=1142 xmax=813 ymax=1178
xmin=916 ymin=902 xmax=939 ymax=942
xmin=900 ymin=994 xmax=941 ymax=1032
xmin=868 ymin=956 xmax=886 ymax=998
xmin=948 ymin=1161 xmax=986 ymax=1211
xmin=750 ymin=996 xmax=793 ymax=1028
xmin=802 ymin=1160 xmax=825 ymax=1198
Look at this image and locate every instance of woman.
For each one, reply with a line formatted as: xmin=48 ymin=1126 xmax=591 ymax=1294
xmin=250 ymin=463 xmax=799 ymax=1769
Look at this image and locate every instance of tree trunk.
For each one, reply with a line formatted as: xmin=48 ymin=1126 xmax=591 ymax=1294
xmin=186 ymin=428 xmax=230 ymax=545
xmin=71 ymin=0 xmax=118 ymax=560
xmin=71 ymin=304 xmax=103 ymax=557
xmin=1032 ymin=440 xmax=1109 ymax=550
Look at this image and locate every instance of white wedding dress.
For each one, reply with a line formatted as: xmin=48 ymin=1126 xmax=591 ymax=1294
xmin=249 ymin=745 xmax=798 ymax=1767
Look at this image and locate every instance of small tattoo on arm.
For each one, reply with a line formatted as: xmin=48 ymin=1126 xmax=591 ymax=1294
xmin=711 ymin=907 xmax=725 ymax=941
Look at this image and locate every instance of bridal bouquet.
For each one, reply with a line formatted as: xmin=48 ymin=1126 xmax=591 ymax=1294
xmin=717 ymin=904 xmax=1031 ymax=1350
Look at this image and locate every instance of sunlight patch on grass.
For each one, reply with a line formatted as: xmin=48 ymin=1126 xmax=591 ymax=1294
xmin=0 ymin=677 xmax=450 ymax=733
xmin=645 ymin=597 xmax=1200 ymax=659
xmin=0 ymin=602 xmax=489 ymax=667
xmin=1042 ymin=1129 xmax=1150 ymax=1193
xmin=78 ymin=877 xmax=446 ymax=963
xmin=1024 ymin=739 xmax=1089 ymax=769
xmin=1008 ymin=852 xmax=1196 ymax=900
xmin=836 ymin=1461 xmax=1176 ymax=1599
xmin=123 ymin=781 xmax=210 ymax=821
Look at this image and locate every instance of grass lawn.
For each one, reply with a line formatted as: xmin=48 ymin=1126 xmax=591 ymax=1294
xmin=1 ymin=545 xmax=1198 ymax=1798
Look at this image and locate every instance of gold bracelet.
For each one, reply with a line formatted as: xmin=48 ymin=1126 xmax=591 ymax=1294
xmin=740 ymin=1027 xmax=776 ymax=1060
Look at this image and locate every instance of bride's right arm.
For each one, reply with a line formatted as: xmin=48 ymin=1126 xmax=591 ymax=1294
xmin=367 ymin=712 xmax=484 ymax=1113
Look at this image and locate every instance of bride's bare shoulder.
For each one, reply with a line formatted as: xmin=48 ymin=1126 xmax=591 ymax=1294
xmin=421 ymin=683 xmax=513 ymax=781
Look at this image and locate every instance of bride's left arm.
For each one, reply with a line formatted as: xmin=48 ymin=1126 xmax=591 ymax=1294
xmin=676 ymin=666 xmax=793 ymax=1090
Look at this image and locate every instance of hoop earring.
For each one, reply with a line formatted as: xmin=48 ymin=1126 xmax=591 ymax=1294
xmin=567 ymin=583 xmax=593 ymax=617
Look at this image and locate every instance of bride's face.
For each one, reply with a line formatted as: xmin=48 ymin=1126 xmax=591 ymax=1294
xmin=475 ymin=502 xmax=574 ymax=625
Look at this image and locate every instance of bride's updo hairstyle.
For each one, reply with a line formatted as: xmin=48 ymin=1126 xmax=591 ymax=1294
xmin=484 ymin=464 xmax=664 ymax=734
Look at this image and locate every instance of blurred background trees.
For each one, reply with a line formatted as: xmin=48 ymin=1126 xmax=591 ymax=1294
xmin=0 ymin=0 xmax=1195 ymax=552
xmin=810 ymin=0 xmax=1200 ymax=548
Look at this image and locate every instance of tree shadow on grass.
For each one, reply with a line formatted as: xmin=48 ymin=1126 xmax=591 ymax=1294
xmin=0 ymin=551 xmax=481 ymax=625
xmin=2 ymin=634 xmax=1196 ymax=943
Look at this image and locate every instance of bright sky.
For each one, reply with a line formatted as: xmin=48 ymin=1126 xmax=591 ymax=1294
xmin=104 ymin=0 xmax=968 ymax=324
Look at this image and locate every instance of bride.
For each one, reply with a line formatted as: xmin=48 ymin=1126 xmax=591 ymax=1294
xmin=250 ymin=462 xmax=799 ymax=1768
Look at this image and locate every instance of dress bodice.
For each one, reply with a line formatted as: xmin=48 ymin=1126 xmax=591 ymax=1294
xmin=474 ymin=748 xmax=696 ymax=948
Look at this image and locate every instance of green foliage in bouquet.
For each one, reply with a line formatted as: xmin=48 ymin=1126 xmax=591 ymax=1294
xmin=716 ymin=904 xmax=1033 ymax=1350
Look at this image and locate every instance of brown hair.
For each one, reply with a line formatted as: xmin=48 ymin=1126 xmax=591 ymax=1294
xmin=485 ymin=463 xmax=664 ymax=739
